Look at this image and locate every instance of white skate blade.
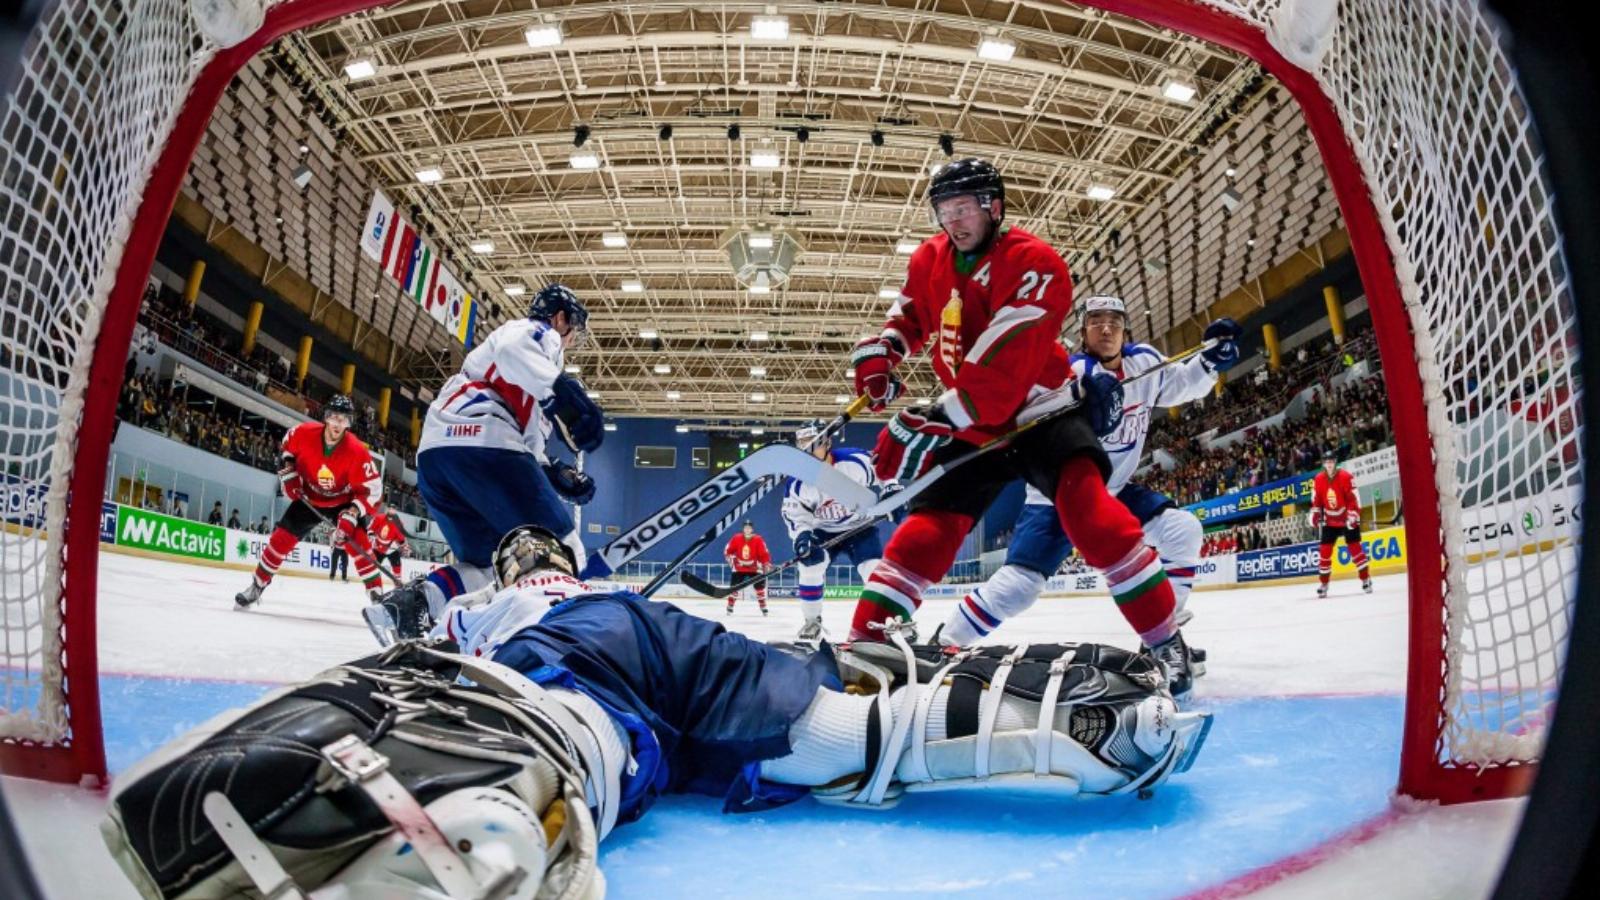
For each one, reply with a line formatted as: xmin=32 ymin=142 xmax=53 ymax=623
xmin=361 ymin=604 xmax=398 ymax=647
xmin=1172 ymin=712 xmax=1214 ymax=775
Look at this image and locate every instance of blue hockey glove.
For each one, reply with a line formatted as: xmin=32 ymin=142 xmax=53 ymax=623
xmin=544 ymin=461 xmax=596 ymax=505
xmin=544 ymin=373 xmax=605 ymax=452
xmin=1077 ymin=371 xmax=1125 ymax=438
xmin=794 ymin=531 xmax=826 ymax=565
xmin=1201 ymin=317 xmax=1243 ymax=371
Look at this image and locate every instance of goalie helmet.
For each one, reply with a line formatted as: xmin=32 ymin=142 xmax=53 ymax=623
xmin=494 ymin=524 xmax=579 ymax=588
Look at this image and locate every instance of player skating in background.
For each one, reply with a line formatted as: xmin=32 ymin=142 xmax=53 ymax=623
xmin=1310 ymin=448 xmax=1373 ymax=597
xmin=934 ymin=296 xmax=1240 ymax=696
xmin=724 ymin=520 xmax=771 ymax=615
xmin=781 ymin=420 xmax=883 ymax=640
xmin=108 ymin=523 xmax=1211 ymax=900
xmin=234 ymin=394 xmax=384 ymax=608
xmin=367 ymin=284 xmax=603 ymax=640
xmin=367 ymin=501 xmax=408 ymax=580
xmin=846 ymin=158 xmax=1183 ymax=674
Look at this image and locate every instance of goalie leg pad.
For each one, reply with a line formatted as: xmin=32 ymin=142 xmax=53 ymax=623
xmin=824 ymin=636 xmax=1210 ymax=806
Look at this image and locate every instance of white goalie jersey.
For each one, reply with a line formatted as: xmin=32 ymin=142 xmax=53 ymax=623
xmin=781 ymin=446 xmax=879 ymax=537
xmin=1023 ymin=343 xmax=1217 ymax=506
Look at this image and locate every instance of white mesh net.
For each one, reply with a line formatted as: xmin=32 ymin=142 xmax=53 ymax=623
xmin=1211 ymin=0 xmax=1580 ymax=778
xmin=0 ymin=0 xmax=228 ymax=752
xmin=0 ymin=0 xmax=1581 ymax=794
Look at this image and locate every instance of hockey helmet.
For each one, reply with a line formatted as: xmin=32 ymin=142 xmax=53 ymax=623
xmin=795 ymin=419 xmax=831 ymax=448
xmin=494 ymin=524 xmax=578 ymax=588
xmin=529 ymin=283 xmax=590 ymax=345
xmin=928 ymin=158 xmax=1005 ymax=209
xmin=1322 ymin=448 xmax=1339 ymax=463
xmin=323 ymin=394 xmax=355 ymax=421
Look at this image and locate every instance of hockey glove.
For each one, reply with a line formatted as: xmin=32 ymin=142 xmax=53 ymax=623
xmin=851 ymin=334 xmax=907 ymax=412
xmin=874 ymin=406 xmax=955 ymax=483
xmin=1308 ymin=509 xmax=1325 ymax=530
xmin=1077 ymin=370 xmax=1125 ymax=438
xmin=278 ymin=453 xmax=304 ymax=502
xmin=543 ymin=373 xmax=605 ymax=453
xmin=1345 ymin=508 xmax=1362 ymax=529
xmin=1201 ymin=317 xmax=1243 ymax=372
xmin=544 ymin=461 xmax=596 ymax=505
xmin=332 ymin=507 xmax=367 ymax=546
xmin=794 ymin=531 xmax=826 ymax=566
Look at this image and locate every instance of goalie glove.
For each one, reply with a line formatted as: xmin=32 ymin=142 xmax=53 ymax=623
xmin=277 ymin=452 xmax=303 ymax=502
xmin=873 ymin=405 xmax=955 ymax=483
xmin=850 ymin=334 xmax=907 ymax=412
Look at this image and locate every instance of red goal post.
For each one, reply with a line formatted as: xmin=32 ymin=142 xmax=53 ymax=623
xmin=0 ymin=0 xmax=1578 ymax=805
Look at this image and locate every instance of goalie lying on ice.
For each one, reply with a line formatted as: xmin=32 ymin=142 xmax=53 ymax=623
xmin=101 ymin=525 xmax=1212 ymax=899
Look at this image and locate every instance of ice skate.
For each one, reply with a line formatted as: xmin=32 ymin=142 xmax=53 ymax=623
xmin=233 ymin=580 xmax=263 ymax=610
xmin=797 ymin=618 xmax=825 ymax=642
xmin=1363 ymin=579 xmax=1374 ymax=594
xmin=1147 ymin=630 xmax=1202 ymax=699
xmin=1316 ymin=584 xmax=1329 ymax=599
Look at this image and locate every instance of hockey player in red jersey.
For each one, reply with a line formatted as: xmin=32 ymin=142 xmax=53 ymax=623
xmin=1309 ymin=448 xmax=1373 ymax=597
xmin=368 ymin=502 xmax=409 ymax=580
xmin=724 ymin=520 xmax=772 ymax=615
xmin=847 ymin=158 xmax=1189 ymax=682
xmin=234 ymin=394 xmax=384 ymax=609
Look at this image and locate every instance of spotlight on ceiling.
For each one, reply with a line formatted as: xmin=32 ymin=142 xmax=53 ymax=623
xmin=795 ymin=127 xmax=810 ymax=143
xmin=727 ymin=123 xmax=741 ymax=141
xmin=938 ymin=133 xmax=954 ymax=156
xmin=658 ymin=124 xmax=673 ymax=141
xmin=870 ymin=129 xmax=885 ymax=147
xmin=573 ymin=124 xmax=590 ymax=147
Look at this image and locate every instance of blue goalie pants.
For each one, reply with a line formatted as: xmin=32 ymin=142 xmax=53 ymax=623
xmin=1006 ymin=481 xmax=1177 ymax=576
xmin=494 ymin=591 xmax=842 ymax=824
xmin=417 ymin=445 xmax=574 ymax=567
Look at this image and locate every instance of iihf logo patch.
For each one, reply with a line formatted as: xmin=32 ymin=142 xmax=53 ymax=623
xmin=444 ymin=424 xmax=483 ymax=438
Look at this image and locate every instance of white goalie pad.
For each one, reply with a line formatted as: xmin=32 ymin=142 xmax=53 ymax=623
xmin=820 ymin=628 xmax=1211 ymax=807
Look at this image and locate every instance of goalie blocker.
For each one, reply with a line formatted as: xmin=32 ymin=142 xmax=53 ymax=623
xmin=103 ymin=554 xmax=1209 ymax=898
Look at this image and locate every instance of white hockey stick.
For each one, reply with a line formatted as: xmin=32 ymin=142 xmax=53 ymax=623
xmin=581 ymin=442 xmax=877 ymax=578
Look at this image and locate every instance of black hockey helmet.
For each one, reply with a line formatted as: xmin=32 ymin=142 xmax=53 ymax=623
xmin=493 ymin=524 xmax=578 ymax=588
xmin=323 ymin=394 xmax=355 ymax=420
xmin=1322 ymin=448 xmax=1338 ymax=463
xmin=927 ymin=158 xmax=1006 ymax=214
xmin=742 ymin=519 xmax=755 ymax=529
xmin=528 ymin=283 xmax=590 ymax=341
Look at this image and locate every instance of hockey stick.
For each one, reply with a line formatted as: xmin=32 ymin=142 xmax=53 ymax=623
xmin=580 ymin=441 xmax=878 ymax=579
xmin=638 ymin=395 xmax=869 ymax=597
xmin=680 ymin=339 xmax=1219 ymax=598
xmin=313 ymin=505 xmax=407 ymax=589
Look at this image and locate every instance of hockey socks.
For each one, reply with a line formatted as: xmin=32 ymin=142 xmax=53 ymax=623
xmin=797 ymin=579 xmax=824 ymax=623
xmin=1318 ymin=541 xmax=1334 ymax=587
xmin=1055 ymin=457 xmax=1178 ymax=648
xmin=1349 ymin=541 xmax=1371 ymax=583
xmin=851 ymin=509 xmax=972 ymax=641
xmin=422 ymin=564 xmax=495 ymax=618
xmin=252 ymin=527 xmax=300 ymax=588
xmin=942 ymin=564 xmax=1046 ymax=647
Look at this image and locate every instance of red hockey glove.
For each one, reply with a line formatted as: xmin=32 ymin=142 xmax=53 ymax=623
xmin=277 ymin=453 xmax=303 ymax=502
xmin=851 ymin=334 xmax=907 ymax=412
xmin=332 ymin=507 xmax=365 ymax=547
xmin=873 ymin=406 xmax=955 ymax=484
xmin=1344 ymin=508 xmax=1361 ymax=529
xmin=1308 ymin=509 xmax=1325 ymax=530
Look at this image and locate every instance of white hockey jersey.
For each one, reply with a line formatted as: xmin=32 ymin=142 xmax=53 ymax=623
xmin=432 ymin=570 xmax=600 ymax=659
xmin=1024 ymin=343 xmax=1217 ymax=505
xmin=781 ymin=446 xmax=878 ymax=537
xmin=419 ymin=318 xmax=564 ymax=459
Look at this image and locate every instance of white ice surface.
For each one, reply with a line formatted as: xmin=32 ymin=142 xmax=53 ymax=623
xmin=4 ymin=551 xmax=1527 ymax=898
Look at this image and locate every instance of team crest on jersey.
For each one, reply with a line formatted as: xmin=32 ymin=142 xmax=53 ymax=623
xmin=741 ymin=546 xmax=751 ymax=559
xmin=938 ymin=289 xmax=963 ymax=374
xmin=316 ymin=464 xmax=336 ymax=491
xmin=1325 ymin=488 xmax=1339 ymax=507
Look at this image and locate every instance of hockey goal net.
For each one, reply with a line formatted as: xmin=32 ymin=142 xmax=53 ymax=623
xmin=0 ymin=0 xmax=1580 ymax=803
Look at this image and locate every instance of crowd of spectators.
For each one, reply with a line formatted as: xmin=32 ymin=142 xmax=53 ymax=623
xmin=1200 ymin=522 xmax=1286 ymax=557
xmin=1143 ymin=369 xmax=1392 ymax=508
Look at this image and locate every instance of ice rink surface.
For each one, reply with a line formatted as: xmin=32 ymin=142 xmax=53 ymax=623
xmin=4 ymin=550 xmax=1527 ymax=898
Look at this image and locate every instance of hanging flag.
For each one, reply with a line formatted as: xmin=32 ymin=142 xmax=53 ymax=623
xmin=358 ymin=189 xmax=477 ymax=348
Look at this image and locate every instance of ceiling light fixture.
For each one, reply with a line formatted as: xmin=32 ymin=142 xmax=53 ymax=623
xmin=564 ymin=365 xmax=580 ymax=374
xmin=896 ymin=238 xmax=919 ymax=255
xmin=1086 ymin=184 xmax=1116 ymax=201
xmin=603 ymin=422 xmax=617 ymax=432
xmin=344 ymin=58 xmax=376 ymax=80
xmin=621 ymin=280 xmax=644 ymax=293
xmin=750 ymin=392 xmax=768 ymax=402
xmin=976 ymin=37 xmax=1016 ymax=61
xmin=602 ymin=231 xmax=628 ymax=248
xmin=749 ymin=366 xmax=767 ymax=377
xmin=505 ymin=285 xmax=527 ymax=297
xmin=469 ymin=240 xmax=495 ymax=254
xmin=414 ymin=167 xmax=443 ymax=184
xmin=1161 ymin=76 xmax=1198 ymax=103
xmin=750 ymin=330 xmax=770 ymax=341
xmin=667 ymin=392 xmax=683 ymax=401
xmin=878 ymin=287 xmax=900 ymax=299
xmin=751 ymin=427 xmax=766 ymax=435
xmin=675 ymin=423 xmax=690 ymax=433
xmin=570 ymin=150 xmax=600 ymax=170
xmin=751 ymin=15 xmax=790 ymax=40
xmin=524 ymin=24 xmax=562 ymax=48
xmin=750 ymin=150 xmax=780 ymax=169
xmin=747 ymin=230 xmax=774 ymax=249
xmin=653 ymin=364 xmax=671 ymax=374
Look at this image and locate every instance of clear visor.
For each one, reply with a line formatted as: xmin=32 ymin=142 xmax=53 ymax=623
xmin=559 ymin=315 xmax=590 ymax=350
xmin=323 ymin=412 xmax=351 ymax=428
xmin=930 ymin=193 xmax=995 ymax=227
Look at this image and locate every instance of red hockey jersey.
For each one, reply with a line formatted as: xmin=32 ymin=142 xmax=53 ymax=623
xmin=281 ymin=422 xmax=382 ymax=514
xmin=885 ymin=226 xmax=1074 ymax=441
xmin=724 ymin=533 xmax=771 ymax=573
xmin=369 ymin=513 xmax=407 ymax=555
xmin=1312 ymin=468 xmax=1361 ymax=522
